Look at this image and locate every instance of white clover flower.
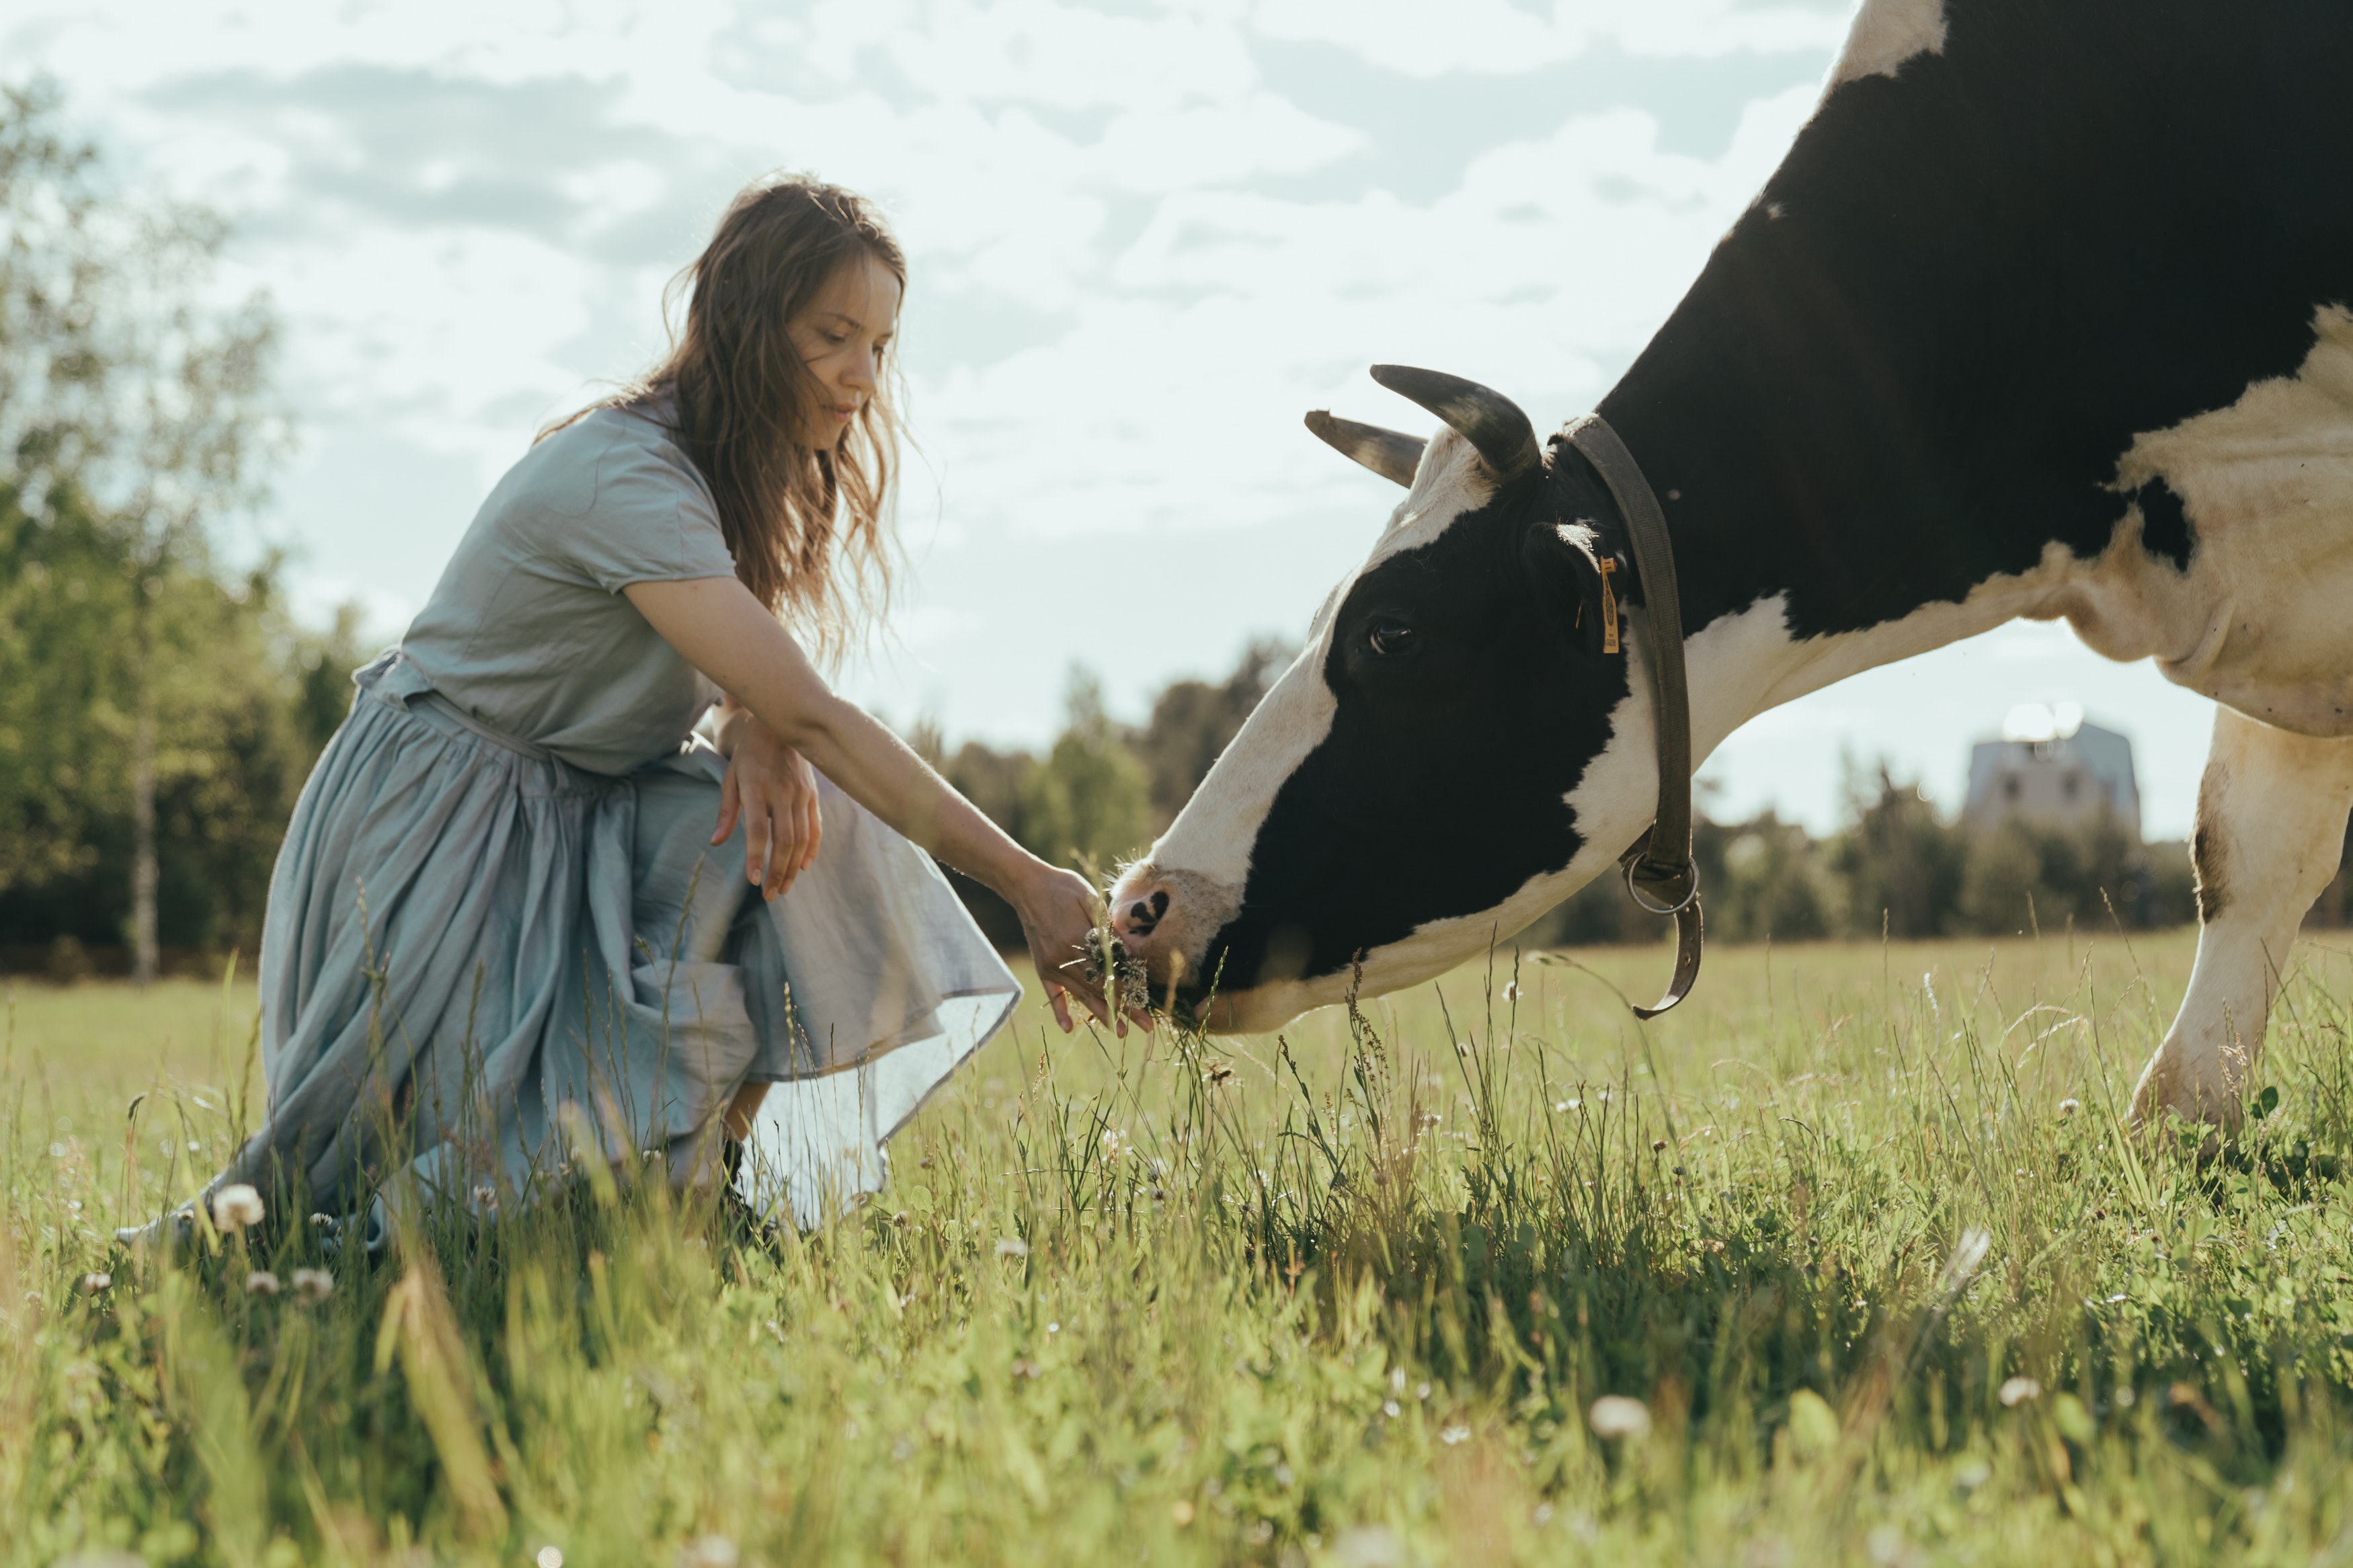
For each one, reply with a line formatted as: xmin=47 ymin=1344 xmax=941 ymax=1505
xmin=211 ymin=1184 xmax=265 ymax=1233
xmin=1589 ymin=1395 xmax=1652 ymax=1440
xmin=78 ymin=1272 xmax=111 ymax=1295
xmin=1439 ymin=1423 xmax=1472 ymax=1446
xmin=291 ymin=1268 xmax=335 ymax=1305
xmin=678 ymin=1535 xmax=738 ymax=1568
xmin=1999 ymin=1376 xmax=2042 ymax=1407
xmin=244 ymin=1270 xmax=281 ymax=1297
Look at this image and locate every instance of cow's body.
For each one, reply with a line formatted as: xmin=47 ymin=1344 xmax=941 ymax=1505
xmin=1110 ymin=0 xmax=2353 ymax=1126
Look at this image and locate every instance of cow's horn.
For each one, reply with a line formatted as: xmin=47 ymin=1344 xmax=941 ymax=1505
xmin=1304 ymin=410 xmax=1425 ymax=488
xmin=1368 ymin=364 xmax=1540 ymax=483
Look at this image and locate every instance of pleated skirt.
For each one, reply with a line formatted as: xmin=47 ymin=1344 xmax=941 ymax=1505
xmin=184 ymin=652 xmax=1019 ymax=1232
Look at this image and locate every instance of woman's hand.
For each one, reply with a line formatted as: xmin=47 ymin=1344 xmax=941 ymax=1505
xmin=1012 ymin=864 xmax=1151 ymax=1035
xmin=713 ymin=714 xmax=822 ymax=901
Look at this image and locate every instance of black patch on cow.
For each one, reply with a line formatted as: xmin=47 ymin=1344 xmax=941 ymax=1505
xmin=2133 ymin=477 xmax=2196 ymax=573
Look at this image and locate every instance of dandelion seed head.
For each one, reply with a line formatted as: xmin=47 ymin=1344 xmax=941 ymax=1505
xmin=2058 ymin=1097 xmax=2080 ymax=1119
xmin=994 ymin=1237 xmax=1028 ymax=1259
xmin=78 ymin=1272 xmax=110 ymax=1295
xmin=1589 ymin=1395 xmax=1652 ymax=1440
xmin=210 ymin=1184 xmax=264 ymax=1233
xmin=1999 ymin=1376 xmax=2042 ymax=1407
xmin=244 ymin=1270 xmax=280 ymax=1297
xmin=292 ymin=1268 xmax=335 ymax=1305
xmin=536 ymin=1548 xmax=565 ymax=1568
xmin=1439 ymin=1423 xmax=1471 ymax=1445
xmin=678 ymin=1535 xmax=738 ymax=1568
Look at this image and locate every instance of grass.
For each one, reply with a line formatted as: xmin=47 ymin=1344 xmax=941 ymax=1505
xmin=12 ymin=924 xmax=2353 ymax=1565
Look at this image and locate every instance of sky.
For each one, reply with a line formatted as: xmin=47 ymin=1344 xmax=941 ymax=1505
xmin=4 ymin=0 xmax=2221 ymax=837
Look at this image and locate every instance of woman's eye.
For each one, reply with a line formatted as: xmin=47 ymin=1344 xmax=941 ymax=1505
xmin=1366 ymin=620 xmax=1417 ymax=657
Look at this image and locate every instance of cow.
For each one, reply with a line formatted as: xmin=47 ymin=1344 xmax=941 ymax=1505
xmin=1106 ymin=0 xmax=2353 ymax=1130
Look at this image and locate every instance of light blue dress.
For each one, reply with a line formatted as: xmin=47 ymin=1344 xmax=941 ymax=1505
xmin=180 ymin=401 xmax=1018 ymax=1231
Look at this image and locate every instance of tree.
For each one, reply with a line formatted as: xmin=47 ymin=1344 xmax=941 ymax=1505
xmin=1 ymin=78 xmax=286 ymax=981
xmin=1020 ymin=667 xmax=1152 ymax=878
xmin=1823 ymin=762 xmax=1966 ymax=939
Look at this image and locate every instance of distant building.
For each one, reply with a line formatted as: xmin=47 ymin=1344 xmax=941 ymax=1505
xmin=1963 ymin=702 xmax=2141 ymax=840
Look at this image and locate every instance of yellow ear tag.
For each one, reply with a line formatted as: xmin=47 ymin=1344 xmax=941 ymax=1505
xmin=1598 ymin=557 xmax=1620 ymax=654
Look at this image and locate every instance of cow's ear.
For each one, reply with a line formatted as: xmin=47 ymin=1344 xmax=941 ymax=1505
xmin=1524 ymin=519 xmax=1624 ymax=658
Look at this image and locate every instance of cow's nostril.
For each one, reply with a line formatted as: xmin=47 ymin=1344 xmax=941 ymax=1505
xmin=1150 ymin=890 xmax=1170 ymax=919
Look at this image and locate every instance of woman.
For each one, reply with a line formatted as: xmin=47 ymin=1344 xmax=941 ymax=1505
xmin=153 ymin=176 xmax=1121 ymax=1237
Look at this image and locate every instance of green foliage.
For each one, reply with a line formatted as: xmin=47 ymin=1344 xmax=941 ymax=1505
xmin=18 ymin=932 xmax=2353 ymax=1562
xmin=0 ymin=79 xmax=335 ymax=964
xmin=1019 ymin=669 xmax=1152 ymax=878
xmin=1825 ymin=763 xmax=1969 ymax=939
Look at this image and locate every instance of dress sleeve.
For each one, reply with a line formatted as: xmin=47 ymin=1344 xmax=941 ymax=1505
xmin=561 ymin=415 xmax=740 ymax=593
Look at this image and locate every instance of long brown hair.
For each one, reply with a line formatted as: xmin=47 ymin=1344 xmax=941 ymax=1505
xmin=550 ymin=174 xmax=904 ymax=663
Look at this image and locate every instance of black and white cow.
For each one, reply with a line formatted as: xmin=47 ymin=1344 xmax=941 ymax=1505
xmin=1108 ymin=0 xmax=2353 ymax=1127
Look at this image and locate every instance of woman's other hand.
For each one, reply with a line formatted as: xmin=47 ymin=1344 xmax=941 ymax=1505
xmin=1013 ymin=865 xmax=1150 ymax=1036
xmin=714 ymin=712 xmax=822 ymax=901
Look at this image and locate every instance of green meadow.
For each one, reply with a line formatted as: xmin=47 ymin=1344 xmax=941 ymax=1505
xmin=13 ymin=925 xmax=2353 ymax=1565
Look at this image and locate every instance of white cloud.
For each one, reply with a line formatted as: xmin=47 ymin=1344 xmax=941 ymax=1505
xmin=1251 ymin=0 xmax=1853 ymax=76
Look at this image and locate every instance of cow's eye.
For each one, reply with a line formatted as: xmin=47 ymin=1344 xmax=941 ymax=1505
xmin=1365 ymin=619 xmax=1417 ymax=657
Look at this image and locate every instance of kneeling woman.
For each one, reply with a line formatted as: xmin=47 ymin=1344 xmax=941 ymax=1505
xmin=167 ymin=177 xmax=1117 ymax=1235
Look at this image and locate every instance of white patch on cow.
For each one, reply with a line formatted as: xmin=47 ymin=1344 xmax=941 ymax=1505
xmin=1150 ymin=630 xmax=1335 ymax=890
xmin=1367 ymin=428 xmax=1499 ymax=565
xmin=2054 ymin=304 xmax=2353 ymax=736
xmin=1827 ymin=0 xmax=1948 ymax=88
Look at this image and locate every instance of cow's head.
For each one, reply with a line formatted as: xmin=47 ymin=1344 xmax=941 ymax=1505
xmin=1109 ymin=366 xmax=1648 ymax=1032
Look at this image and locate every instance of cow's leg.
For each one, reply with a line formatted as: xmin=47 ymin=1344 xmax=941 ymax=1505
xmin=2130 ymin=707 xmax=2353 ymax=1128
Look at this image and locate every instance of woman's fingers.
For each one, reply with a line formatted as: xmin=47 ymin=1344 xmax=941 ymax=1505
xmin=713 ymin=764 xmax=743 ymax=847
xmin=800 ymin=791 xmax=824 ymax=874
xmin=762 ymin=783 xmax=823 ymax=901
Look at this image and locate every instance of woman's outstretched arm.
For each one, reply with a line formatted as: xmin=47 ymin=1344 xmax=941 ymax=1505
xmin=625 ymin=573 xmax=1137 ymax=1033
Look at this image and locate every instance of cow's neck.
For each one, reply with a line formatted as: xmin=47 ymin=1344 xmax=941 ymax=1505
xmin=1588 ymin=212 xmax=2071 ymax=770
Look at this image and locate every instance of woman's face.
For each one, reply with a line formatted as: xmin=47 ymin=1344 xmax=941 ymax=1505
xmin=787 ymin=248 xmax=901 ymax=449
